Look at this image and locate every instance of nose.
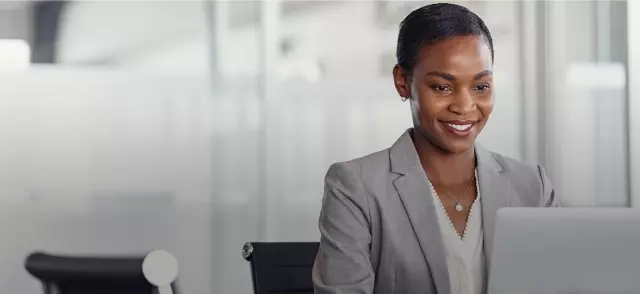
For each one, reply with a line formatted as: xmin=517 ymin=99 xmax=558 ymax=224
xmin=448 ymin=90 xmax=476 ymax=115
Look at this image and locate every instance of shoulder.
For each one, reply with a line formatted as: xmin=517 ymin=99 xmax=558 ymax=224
xmin=487 ymin=150 xmax=556 ymax=206
xmin=490 ymin=151 xmax=543 ymax=178
xmin=489 ymin=151 xmax=547 ymax=186
xmin=324 ymin=149 xmax=390 ymax=189
xmin=322 ymin=149 xmax=391 ymax=223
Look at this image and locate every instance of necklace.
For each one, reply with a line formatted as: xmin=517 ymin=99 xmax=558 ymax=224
xmin=430 ymin=170 xmax=478 ymax=212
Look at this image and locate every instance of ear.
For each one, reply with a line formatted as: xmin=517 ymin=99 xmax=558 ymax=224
xmin=393 ymin=64 xmax=411 ymax=99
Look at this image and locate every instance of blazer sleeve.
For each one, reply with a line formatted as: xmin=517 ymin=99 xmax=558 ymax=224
xmin=312 ymin=162 xmax=375 ymax=294
xmin=538 ymin=165 xmax=560 ymax=207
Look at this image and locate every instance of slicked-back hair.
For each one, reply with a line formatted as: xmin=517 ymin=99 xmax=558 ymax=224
xmin=396 ymin=3 xmax=494 ymax=74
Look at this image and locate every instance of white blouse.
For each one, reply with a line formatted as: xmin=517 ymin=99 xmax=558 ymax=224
xmin=428 ymin=174 xmax=485 ymax=294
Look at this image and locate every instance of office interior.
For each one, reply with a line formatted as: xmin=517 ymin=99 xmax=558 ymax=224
xmin=0 ymin=0 xmax=637 ymax=293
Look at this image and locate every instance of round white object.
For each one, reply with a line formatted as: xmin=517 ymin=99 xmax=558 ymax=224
xmin=142 ymin=250 xmax=179 ymax=286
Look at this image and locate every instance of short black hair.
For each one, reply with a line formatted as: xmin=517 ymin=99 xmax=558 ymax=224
xmin=396 ymin=3 xmax=494 ymax=73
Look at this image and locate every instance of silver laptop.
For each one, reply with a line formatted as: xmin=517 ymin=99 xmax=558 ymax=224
xmin=487 ymin=208 xmax=640 ymax=294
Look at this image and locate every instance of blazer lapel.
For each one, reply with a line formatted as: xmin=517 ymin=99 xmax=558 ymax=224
xmin=390 ymin=130 xmax=451 ymax=294
xmin=475 ymin=145 xmax=511 ymax=268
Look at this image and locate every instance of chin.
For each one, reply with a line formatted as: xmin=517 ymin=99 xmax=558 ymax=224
xmin=442 ymin=141 xmax=475 ymax=154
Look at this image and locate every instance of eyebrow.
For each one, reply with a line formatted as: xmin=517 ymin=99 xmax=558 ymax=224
xmin=474 ymin=70 xmax=493 ymax=80
xmin=424 ymin=70 xmax=493 ymax=81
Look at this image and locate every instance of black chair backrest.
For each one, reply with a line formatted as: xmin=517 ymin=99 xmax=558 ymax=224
xmin=242 ymin=242 xmax=319 ymax=294
xmin=25 ymin=252 xmax=177 ymax=294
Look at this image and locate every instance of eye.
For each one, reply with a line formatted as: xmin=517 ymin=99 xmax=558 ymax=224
xmin=430 ymin=85 xmax=453 ymax=93
xmin=473 ymin=83 xmax=491 ymax=93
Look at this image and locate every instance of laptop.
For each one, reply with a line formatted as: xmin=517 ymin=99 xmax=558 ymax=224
xmin=487 ymin=208 xmax=640 ymax=294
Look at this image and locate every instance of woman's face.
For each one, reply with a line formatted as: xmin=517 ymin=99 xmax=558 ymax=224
xmin=394 ymin=35 xmax=494 ymax=154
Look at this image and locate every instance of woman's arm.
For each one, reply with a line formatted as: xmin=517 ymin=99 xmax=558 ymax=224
xmin=312 ymin=162 xmax=375 ymax=294
xmin=538 ymin=165 xmax=560 ymax=207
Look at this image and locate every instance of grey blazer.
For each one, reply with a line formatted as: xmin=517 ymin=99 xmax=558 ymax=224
xmin=312 ymin=129 xmax=558 ymax=294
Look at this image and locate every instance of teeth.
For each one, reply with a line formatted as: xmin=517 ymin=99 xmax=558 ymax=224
xmin=445 ymin=123 xmax=472 ymax=131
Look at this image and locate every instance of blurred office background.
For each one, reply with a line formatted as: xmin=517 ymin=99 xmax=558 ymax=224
xmin=0 ymin=0 xmax=636 ymax=293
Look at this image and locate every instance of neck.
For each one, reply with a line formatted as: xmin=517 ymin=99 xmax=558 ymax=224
xmin=413 ymin=132 xmax=476 ymax=186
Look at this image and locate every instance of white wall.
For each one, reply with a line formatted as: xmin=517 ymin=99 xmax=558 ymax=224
xmin=0 ymin=66 xmax=214 ymax=293
xmin=0 ymin=67 xmax=213 ymax=201
xmin=58 ymin=1 xmax=209 ymax=72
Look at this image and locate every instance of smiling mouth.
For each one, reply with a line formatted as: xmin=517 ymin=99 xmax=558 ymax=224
xmin=440 ymin=121 xmax=477 ymax=136
xmin=444 ymin=122 xmax=473 ymax=131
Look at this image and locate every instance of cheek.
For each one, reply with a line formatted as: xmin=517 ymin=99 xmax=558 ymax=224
xmin=478 ymin=96 xmax=495 ymax=118
xmin=417 ymin=99 xmax=443 ymax=123
xmin=410 ymin=99 xmax=423 ymax=126
xmin=415 ymin=91 xmax=445 ymax=118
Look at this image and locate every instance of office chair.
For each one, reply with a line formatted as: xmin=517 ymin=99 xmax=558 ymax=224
xmin=242 ymin=242 xmax=319 ymax=294
xmin=25 ymin=251 xmax=178 ymax=294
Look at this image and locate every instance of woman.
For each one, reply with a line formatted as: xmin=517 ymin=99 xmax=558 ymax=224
xmin=312 ymin=3 xmax=558 ymax=294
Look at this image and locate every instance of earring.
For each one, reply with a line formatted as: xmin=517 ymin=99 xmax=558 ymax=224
xmin=401 ymin=97 xmax=408 ymax=102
